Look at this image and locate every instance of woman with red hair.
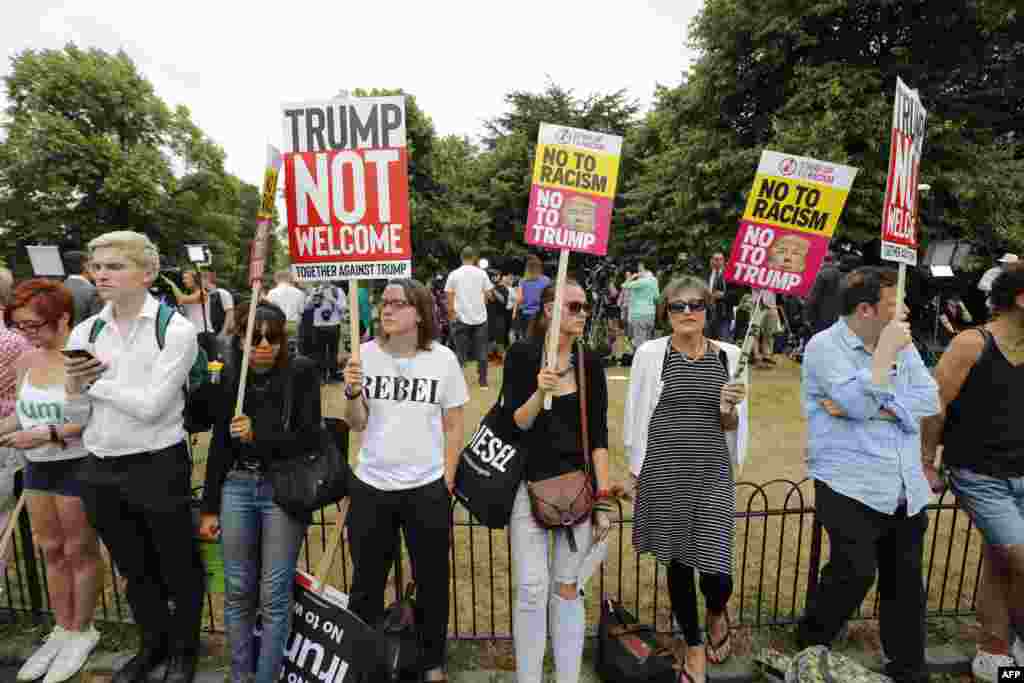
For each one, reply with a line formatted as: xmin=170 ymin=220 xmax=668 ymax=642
xmin=0 ymin=279 xmax=101 ymax=683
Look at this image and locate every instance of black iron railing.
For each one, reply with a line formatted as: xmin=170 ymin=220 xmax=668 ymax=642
xmin=0 ymin=478 xmax=983 ymax=638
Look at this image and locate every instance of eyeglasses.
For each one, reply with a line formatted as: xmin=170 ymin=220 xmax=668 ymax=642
xmin=251 ymin=331 xmax=284 ymax=346
xmin=565 ymin=301 xmax=593 ymax=316
xmin=380 ymin=299 xmax=413 ymax=310
xmin=8 ymin=319 xmax=50 ymax=333
xmin=667 ymin=300 xmax=707 ymax=314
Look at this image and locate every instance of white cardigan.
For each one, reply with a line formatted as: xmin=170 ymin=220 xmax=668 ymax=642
xmin=624 ymin=336 xmax=750 ymax=477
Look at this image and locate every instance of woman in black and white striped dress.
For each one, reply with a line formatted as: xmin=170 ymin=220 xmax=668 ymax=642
xmin=624 ymin=276 xmax=747 ymax=683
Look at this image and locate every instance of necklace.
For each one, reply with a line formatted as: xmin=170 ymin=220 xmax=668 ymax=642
xmin=543 ymin=349 xmax=575 ymax=378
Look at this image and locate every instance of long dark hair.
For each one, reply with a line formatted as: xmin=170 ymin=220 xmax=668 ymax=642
xmin=378 ymin=278 xmax=439 ymax=351
xmin=231 ymin=300 xmax=290 ymax=373
xmin=526 ymin=279 xmax=583 ymax=343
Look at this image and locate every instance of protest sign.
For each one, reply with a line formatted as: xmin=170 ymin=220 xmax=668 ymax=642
xmin=525 ymin=123 xmax=623 ymax=257
xmin=248 ymin=145 xmax=283 ymax=285
xmin=881 ymin=77 xmax=927 ymax=266
xmin=281 ymin=96 xmax=411 ymax=282
xmin=727 ymin=151 xmax=859 ymax=297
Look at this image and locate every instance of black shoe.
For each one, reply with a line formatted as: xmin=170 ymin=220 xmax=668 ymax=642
xmin=163 ymin=653 xmax=198 ymax=683
xmin=112 ymin=645 xmax=168 ymax=683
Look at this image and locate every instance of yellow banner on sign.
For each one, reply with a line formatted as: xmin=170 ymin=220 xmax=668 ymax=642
xmin=258 ymin=167 xmax=280 ymax=220
xmin=741 ymin=174 xmax=850 ymax=238
xmin=531 ymin=144 xmax=619 ymax=199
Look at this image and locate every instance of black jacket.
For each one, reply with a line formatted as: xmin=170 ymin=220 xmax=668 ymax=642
xmin=201 ymin=351 xmax=322 ymax=522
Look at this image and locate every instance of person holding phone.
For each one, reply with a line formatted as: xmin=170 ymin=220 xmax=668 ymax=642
xmin=199 ymin=301 xmax=320 ymax=683
xmin=0 ymin=279 xmax=102 ymax=683
xmin=63 ymin=231 xmax=204 ymax=683
xmin=624 ymin=276 xmax=748 ymax=683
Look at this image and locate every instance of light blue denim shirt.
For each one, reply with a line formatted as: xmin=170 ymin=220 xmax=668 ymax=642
xmin=803 ymin=318 xmax=940 ymax=517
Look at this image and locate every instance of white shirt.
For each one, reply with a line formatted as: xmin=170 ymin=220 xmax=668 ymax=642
xmin=308 ymin=284 xmax=347 ymax=327
xmin=65 ymin=294 xmax=199 ymax=458
xmin=355 ymin=340 xmax=469 ymax=491
xmin=182 ymin=288 xmax=232 ymax=332
xmin=978 ymin=266 xmax=1003 ymax=293
xmin=445 ymin=265 xmax=493 ymax=326
xmin=267 ymin=283 xmax=307 ymax=323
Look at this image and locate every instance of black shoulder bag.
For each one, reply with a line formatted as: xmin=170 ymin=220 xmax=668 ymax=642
xmin=267 ymin=370 xmax=351 ymax=517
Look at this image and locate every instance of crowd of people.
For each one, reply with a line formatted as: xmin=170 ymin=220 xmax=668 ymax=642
xmin=0 ymin=232 xmax=1022 ymax=683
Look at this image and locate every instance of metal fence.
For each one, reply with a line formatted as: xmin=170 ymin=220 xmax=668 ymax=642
xmin=1 ymin=478 xmax=984 ymax=638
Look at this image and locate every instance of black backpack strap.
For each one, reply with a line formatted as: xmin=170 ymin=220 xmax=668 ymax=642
xmin=718 ymin=347 xmax=730 ymax=375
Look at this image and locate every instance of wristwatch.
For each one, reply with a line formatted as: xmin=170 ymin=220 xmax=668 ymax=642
xmin=48 ymin=425 xmax=67 ymax=450
xmin=343 ymin=384 xmax=363 ymax=400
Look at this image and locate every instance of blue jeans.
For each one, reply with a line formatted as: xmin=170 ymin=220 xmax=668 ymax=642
xmin=220 ymin=471 xmax=307 ymax=683
xmin=949 ymin=467 xmax=1024 ymax=546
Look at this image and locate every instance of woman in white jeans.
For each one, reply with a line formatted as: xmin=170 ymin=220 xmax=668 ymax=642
xmin=502 ymin=279 xmax=611 ymax=683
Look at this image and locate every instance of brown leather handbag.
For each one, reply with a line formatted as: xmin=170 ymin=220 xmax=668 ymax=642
xmin=526 ymin=340 xmax=594 ymax=550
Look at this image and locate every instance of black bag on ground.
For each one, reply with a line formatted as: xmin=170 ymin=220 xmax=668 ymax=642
xmin=266 ymin=368 xmax=351 ymax=517
xmin=453 ymin=384 xmax=525 ymax=528
xmin=597 ymin=599 xmax=677 ymax=683
xmin=373 ymin=582 xmax=421 ymax=682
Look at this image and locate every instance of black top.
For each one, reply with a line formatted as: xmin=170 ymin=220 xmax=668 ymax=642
xmin=201 ymin=350 xmax=322 ymax=521
xmin=806 ymin=265 xmax=844 ymax=335
xmin=502 ymin=340 xmax=609 ymax=482
xmin=942 ymin=328 xmax=1024 ymax=477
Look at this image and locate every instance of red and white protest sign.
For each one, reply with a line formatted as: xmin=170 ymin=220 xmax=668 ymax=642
xmin=281 ymin=97 xmax=410 ymax=282
xmin=880 ymin=77 xmax=927 ymax=266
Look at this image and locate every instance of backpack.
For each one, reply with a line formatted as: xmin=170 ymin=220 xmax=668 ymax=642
xmin=89 ymin=303 xmax=215 ymax=433
xmin=755 ymin=646 xmax=893 ymax=683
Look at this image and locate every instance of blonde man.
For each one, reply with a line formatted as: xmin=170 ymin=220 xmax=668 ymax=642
xmin=63 ymin=231 xmax=204 ymax=683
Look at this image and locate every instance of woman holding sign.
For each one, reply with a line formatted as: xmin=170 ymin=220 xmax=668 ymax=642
xmin=199 ymin=302 xmax=321 ymax=683
xmin=624 ymin=276 xmax=747 ymax=683
xmin=342 ymin=278 xmax=467 ymax=683
xmin=503 ymin=280 xmax=611 ymax=683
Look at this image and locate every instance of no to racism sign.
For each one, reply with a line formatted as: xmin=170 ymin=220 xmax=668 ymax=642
xmin=727 ymin=151 xmax=859 ymax=296
xmin=282 ymin=96 xmax=411 ymax=282
xmin=881 ymin=77 xmax=927 ymax=266
xmin=524 ymin=123 xmax=622 ymax=256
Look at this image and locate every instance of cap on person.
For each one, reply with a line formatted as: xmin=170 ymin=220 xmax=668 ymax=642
xmin=998 ymin=253 xmax=1019 ymax=264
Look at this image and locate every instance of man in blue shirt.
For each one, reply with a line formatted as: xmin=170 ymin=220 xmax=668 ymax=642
xmin=798 ymin=266 xmax=940 ymax=683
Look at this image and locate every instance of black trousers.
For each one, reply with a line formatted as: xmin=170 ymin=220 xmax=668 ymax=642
xmin=78 ymin=443 xmax=206 ymax=655
xmin=311 ymin=324 xmax=340 ymax=377
xmin=347 ymin=475 xmax=452 ymax=673
xmin=667 ymin=563 xmax=733 ymax=646
xmin=452 ymin=321 xmax=488 ymax=386
xmin=798 ymin=481 xmax=928 ymax=683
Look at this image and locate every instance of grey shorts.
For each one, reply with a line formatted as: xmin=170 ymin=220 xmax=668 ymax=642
xmin=949 ymin=466 xmax=1024 ymax=546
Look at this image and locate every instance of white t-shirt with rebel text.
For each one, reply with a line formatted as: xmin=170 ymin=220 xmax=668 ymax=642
xmin=445 ymin=265 xmax=493 ymax=326
xmin=355 ymin=340 xmax=469 ymax=491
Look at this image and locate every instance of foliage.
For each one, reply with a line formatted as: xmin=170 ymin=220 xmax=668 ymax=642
xmin=0 ymin=44 xmax=242 ymax=276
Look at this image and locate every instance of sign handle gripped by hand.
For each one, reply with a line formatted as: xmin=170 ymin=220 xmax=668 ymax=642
xmin=544 ymin=249 xmax=570 ymax=410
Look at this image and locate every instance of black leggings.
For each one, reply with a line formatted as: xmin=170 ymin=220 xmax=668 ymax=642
xmin=667 ymin=562 xmax=733 ymax=646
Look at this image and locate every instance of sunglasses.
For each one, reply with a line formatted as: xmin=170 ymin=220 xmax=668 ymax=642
xmin=667 ymin=300 xmax=707 ymax=314
xmin=250 ymin=331 xmax=284 ymax=346
xmin=8 ymin=319 xmax=50 ymax=333
xmin=379 ymin=299 xmax=413 ymax=310
xmin=565 ymin=301 xmax=593 ymax=315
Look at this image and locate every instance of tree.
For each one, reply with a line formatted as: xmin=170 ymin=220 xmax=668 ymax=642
xmin=625 ymin=0 xmax=1024 ymax=271
xmin=0 ymin=45 xmax=236 ymax=273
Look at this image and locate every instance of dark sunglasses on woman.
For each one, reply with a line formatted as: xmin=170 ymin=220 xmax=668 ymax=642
xmin=565 ymin=302 xmax=593 ymax=315
xmin=250 ymin=331 xmax=284 ymax=346
xmin=667 ymin=300 xmax=707 ymax=314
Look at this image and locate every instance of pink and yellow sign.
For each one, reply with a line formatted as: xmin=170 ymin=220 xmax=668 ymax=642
xmin=726 ymin=151 xmax=859 ymax=296
xmin=524 ymin=123 xmax=622 ymax=256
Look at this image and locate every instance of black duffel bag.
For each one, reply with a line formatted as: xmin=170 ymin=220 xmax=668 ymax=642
xmin=597 ymin=599 xmax=677 ymax=683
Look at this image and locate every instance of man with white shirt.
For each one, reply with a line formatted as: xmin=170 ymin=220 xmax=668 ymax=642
xmin=265 ymin=270 xmax=306 ymax=334
xmin=445 ymin=246 xmax=494 ymax=388
xmin=64 ymin=231 xmax=203 ymax=683
xmin=706 ymin=252 xmax=731 ymax=341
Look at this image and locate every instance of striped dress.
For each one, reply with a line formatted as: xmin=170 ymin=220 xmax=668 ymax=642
xmin=633 ymin=342 xmax=735 ymax=576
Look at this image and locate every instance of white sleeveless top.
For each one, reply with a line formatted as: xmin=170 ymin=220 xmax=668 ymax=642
xmin=15 ymin=375 xmax=87 ymax=462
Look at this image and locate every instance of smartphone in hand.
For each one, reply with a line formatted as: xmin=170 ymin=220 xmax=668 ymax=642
xmin=61 ymin=349 xmax=97 ymax=362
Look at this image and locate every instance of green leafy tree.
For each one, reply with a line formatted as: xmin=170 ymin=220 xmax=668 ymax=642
xmin=626 ymin=0 xmax=1024 ymax=272
xmin=0 ymin=44 xmax=236 ymax=273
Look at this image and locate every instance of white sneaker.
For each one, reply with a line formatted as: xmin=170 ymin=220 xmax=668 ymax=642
xmin=16 ymin=626 xmax=69 ymax=682
xmin=42 ymin=626 xmax=100 ymax=683
xmin=972 ymin=649 xmax=1016 ymax=683
xmin=1013 ymin=637 xmax=1024 ymax=665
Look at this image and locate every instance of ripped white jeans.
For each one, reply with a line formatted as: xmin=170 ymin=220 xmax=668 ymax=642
xmin=510 ymin=483 xmax=593 ymax=683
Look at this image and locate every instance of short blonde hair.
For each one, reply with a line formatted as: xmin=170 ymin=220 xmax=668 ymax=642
xmin=88 ymin=231 xmax=160 ymax=274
